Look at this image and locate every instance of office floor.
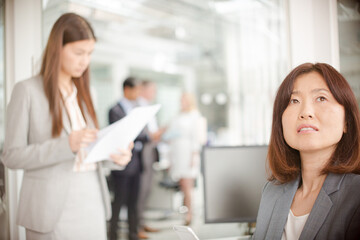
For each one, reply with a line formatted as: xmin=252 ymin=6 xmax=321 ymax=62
xmin=111 ymin=173 xmax=251 ymax=240
xmin=112 ymin=203 xmax=249 ymax=240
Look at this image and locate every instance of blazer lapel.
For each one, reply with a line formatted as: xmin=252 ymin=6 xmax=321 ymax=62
xmin=266 ymin=177 xmax=299 ymax=240
xmin=117 ymin=102 xmax=126 ymax=116
xmin=299 ymin=189 xmax=332 ymax=240
xmin=299 ymin=173 xmax=344 ymax=240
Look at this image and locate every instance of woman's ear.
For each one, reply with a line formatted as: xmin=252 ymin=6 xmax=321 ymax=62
xmin=343 ymin=122 xmax=347 ymax=133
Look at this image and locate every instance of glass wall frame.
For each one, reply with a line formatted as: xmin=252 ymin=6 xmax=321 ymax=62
xmin=0 ymin=0 xmax=8 ymax=238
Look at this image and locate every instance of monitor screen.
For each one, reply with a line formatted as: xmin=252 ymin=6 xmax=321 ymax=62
xmin=202 ymin=145 xmax=268 ymax=223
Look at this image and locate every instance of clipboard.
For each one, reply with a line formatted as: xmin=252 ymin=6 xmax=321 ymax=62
xmin=84 ymin=104 xmax=161 ymax=163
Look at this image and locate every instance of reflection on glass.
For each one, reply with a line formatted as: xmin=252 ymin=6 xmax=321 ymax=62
xmin=215 ymin=93 xmax=227 ymax=105
xmin=201 ymin=93 xmax=213 ymax=105
xmin=42 ymin=0 xmax=289 ymax=146
xmin=338 ymin=0 xmax=360 ymax=107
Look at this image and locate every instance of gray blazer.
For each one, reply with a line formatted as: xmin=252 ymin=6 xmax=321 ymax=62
xmin=1 ymin=76 xmax=111 ymax=233
xmin=253 ymin=173 xmax=360 ymax=240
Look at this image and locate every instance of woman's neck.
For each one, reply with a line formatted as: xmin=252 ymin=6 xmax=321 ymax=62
xmin=299 ymin=150 xmax=331 ymax=194
xmin=58 ymin=71 xmax=73 ymax=95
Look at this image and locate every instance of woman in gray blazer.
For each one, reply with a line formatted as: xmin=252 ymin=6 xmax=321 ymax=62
xmin=2 ymin=13 xmax=132 ymax=239
xmin=254 ymin=63 xmax=360 ymax=240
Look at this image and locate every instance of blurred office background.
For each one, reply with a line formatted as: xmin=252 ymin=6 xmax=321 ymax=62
xmin=42 ymin=0 xmax=290 ymax=146
xmin=0 ymin=0 xmax=359 ymax=239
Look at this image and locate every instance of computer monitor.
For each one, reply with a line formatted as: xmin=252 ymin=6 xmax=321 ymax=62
xmin=202 ymin=145 xmax=268 ymax=223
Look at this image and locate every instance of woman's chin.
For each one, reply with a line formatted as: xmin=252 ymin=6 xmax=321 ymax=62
xmin=71 ymin=73 xmax=83 ymax=78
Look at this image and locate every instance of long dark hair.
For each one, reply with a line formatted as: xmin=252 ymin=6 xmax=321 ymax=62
xmin=268 ymin=63 xmax=360 ymax=183
xmin=40 ymin=12 xmax=99 ymax=137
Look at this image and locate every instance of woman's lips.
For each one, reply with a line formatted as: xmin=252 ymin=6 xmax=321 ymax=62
xmin=297 ymin=124 xmax=319 ymax=133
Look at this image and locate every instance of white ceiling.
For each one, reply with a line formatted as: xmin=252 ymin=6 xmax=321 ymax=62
xmin=42 ymin=0 xmax=284 ymax=74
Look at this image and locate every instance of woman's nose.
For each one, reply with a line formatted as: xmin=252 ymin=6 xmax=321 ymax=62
xmin=299 ymin=101 xmax=314 ymax=119
xmin=300 ymin=113 xmax=313 ymax=119
xmin=80 ymin=55 xmax=90 ymax=68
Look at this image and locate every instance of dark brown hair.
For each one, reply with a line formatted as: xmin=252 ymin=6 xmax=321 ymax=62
xmin=268 ymin=63 xmax=360 ymax=183
xmin=122 ymin=76 xmax=140 ymax=90
xmin=40 ymin=12 xmax=98 ymax=137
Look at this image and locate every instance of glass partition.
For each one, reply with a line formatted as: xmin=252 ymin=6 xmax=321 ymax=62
xmin=42 ymin=0 xmax=290 ymax=146
xmin=41 ymin=0 xmax=291 ymax=238
xmin=337 ymin=0 xmax=360 ymax=106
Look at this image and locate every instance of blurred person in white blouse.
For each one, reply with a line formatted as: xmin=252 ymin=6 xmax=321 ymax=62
xmin=164 ymin=92 xmax=207 ymax=225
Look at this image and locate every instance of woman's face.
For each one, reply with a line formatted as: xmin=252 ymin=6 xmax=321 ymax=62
xmin=181 ymin=94 xmax=190 ymax=111
xmin=282 ymin=72 xmax=346 ymax=155
xmin=60 ymin=39 xmax=95 ymax=78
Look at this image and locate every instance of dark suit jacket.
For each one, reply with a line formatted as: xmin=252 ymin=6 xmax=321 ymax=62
xmin=253 ymin=173 xmax=360 ymax=240
xmin=108 ymin=102 xmax=149 ymax=176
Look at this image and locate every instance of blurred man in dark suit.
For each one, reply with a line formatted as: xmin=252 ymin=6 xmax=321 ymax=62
xmin=108 ymin=77 xmax=149 ymax=240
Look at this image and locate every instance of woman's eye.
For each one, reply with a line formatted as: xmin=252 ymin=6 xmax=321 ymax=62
xmin=290 ymin=99 xmax=299 ymax=104
xmin=75 ymin=52 xmax=83 ymax=55
xmin=316 ymin=96 xmax=327 ymax=102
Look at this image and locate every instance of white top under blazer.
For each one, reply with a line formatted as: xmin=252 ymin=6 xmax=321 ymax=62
xmin=281 ymin=210 xmax=309 ymax=240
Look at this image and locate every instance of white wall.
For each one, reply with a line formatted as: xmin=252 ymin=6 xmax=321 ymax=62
xmin=5 ymin=0 xmax=42 ymax=239
xmin=288 ymin=0 xmax=339 ymax=69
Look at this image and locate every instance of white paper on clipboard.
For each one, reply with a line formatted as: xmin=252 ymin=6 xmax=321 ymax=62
xmin=84 ymin=104 xmax=161 ymax=163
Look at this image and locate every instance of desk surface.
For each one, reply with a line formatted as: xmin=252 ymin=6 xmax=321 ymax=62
xmin=207 ymin=236 xmax=251 ymax=240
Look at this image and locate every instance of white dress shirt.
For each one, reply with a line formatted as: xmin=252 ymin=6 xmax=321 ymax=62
xmin=60 ymin=83 xmax=97 ymax=172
